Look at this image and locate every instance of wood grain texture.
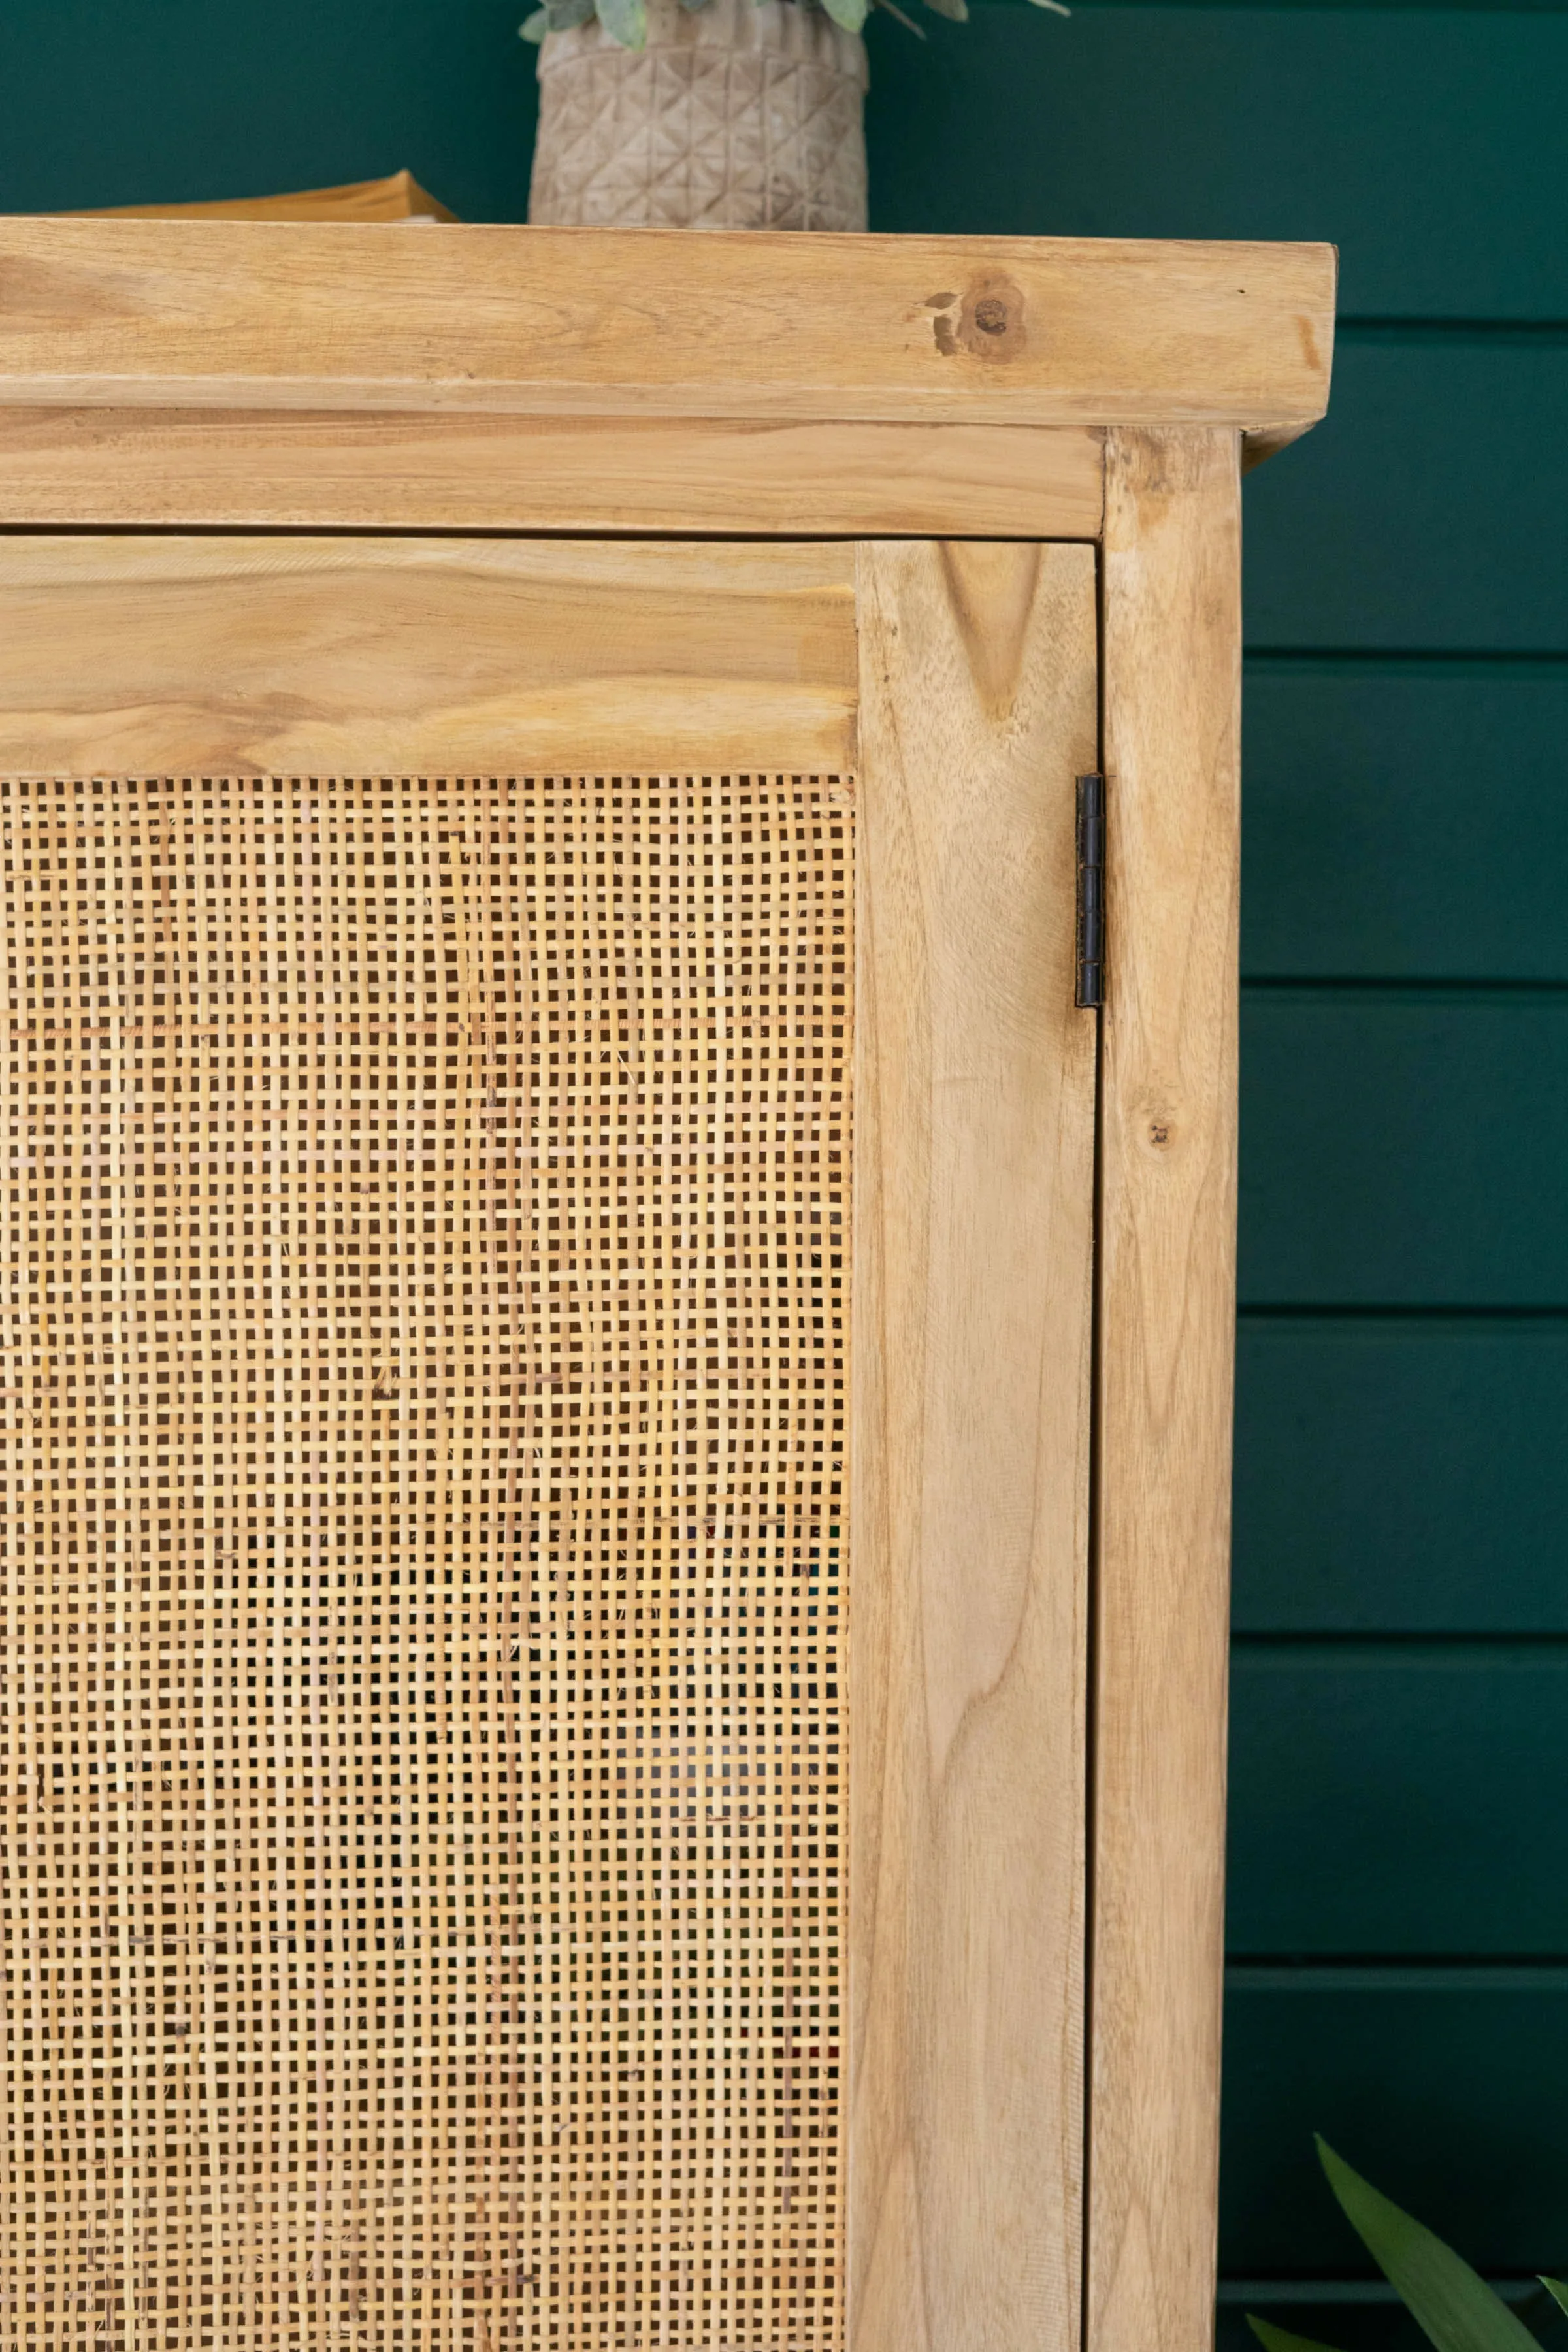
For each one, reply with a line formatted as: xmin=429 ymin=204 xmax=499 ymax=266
xmin=62 ymin=167 xmax=457 ymax=221
xmin=0 ymin=409 xmax=1103 ymax=536
xmin=0 ymin=534 xmax=856 ymax=776
xmin=849 ymin=540 xmax=1099 ymax=2352
xmin=0 ymin=223 xmax=1335 ymax=446
xmin=1089 ymin=427 xmax=1241 ymax=2352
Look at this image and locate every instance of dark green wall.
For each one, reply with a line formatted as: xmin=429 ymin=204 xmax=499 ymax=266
xmin=4 ymin=0 xmax=1567 ymax=2335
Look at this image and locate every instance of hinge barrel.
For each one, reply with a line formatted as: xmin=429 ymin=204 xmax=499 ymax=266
xmin=1075 ymin=771 xmax=1105 ymax=1009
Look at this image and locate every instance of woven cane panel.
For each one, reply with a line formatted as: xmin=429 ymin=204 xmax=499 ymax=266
xmin=0 ymin=773 xmax=850 ymax=2349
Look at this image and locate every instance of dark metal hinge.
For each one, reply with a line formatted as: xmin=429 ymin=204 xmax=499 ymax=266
xmin=1075 ymin=772 xmax=1105 ymax=1009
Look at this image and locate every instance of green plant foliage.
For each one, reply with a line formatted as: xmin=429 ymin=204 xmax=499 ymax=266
xmin=519 ymin=0 xmax=595 ymax=39
xmin=1247 ymin=2319 xmax=1348 ymax=2352
xmin=1316 ymin=2138 xmax=1542 ymax=2352
xmin=520 ymin=0 xmax=1066 ymax=53
xmin=1247 ymin=2143 xmax=1559 ymax=2352
xmin=594 ymin=0 xmax=647 ymax=42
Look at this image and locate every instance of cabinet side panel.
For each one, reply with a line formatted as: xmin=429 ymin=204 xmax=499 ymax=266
xmin=1090 ymin=426 xmax=1241 ymax=2352
xmin=848 ymin=540 xmax=1099 ymax=2352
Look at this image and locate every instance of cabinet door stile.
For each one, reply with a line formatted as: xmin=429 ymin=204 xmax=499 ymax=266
xmin=849 ymin=539 xmax=1100 ymax=2352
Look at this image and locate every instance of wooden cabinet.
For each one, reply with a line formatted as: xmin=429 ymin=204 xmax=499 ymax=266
xmin=0 ymin=222 xmax=1333 ymax=2352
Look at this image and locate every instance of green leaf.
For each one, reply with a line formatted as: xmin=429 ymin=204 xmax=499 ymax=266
xmin=1539 ymin=2280 xmax=1568 ymax=2321
xmin=595 ymin=0 xmax=647 ymax=44
xmin=542 ymin=0 xmax=597 ymax=27
xmin=870 ymin=0 xmax=926 ymax=32
xmin=920 ymin=0 xmax=970 ymax=21
xmin=1316 ymin=2140 xmax=1542 ymax=2352
xmin=519 ymin=8 xmax=549 ymax=35
xmin=819 ymin=0 xmax=870 ymax=33
xmin=1247 ymin=2317 xmax=1348 ymax=2352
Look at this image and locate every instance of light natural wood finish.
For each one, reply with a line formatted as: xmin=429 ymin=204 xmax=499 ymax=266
xmin=1088 ymin=427 xmax=1242 ymax=2352
xmin=0 ymin=408 xmax=1104 ymax=536
xmin=0 ymin=223 xmax=1335 ymax=453
xmin=849 ymin=540 xmax=1099 ymax=2352
xmin=0 ymin=211 xmax=1329 ymax=2343
xmin=0 ymin=534 xmax=857 ymax=776
xmin=62 ymin=167 xmax=457 ymax=222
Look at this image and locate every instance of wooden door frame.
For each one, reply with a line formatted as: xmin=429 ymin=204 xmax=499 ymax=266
xmin=0 ymin=219 xmax=1333 ymax=2352
xmin=849 ymin=539 xmax=1100 ymax=2352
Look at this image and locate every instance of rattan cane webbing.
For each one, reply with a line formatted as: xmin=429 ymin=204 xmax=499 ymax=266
xmin=1 ymin=773 xmax=850 ymax=2348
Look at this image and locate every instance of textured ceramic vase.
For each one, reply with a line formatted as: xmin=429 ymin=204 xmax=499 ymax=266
xmin=529 ymin=0 xmax=869 ymax=231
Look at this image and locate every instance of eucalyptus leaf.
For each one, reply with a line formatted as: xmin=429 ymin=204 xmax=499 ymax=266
xmin=1540 ymin=2280 xmax=1568 ymax=2321
xmin=544 ymin=0 xmax=598 ymax=29
xmin=870 ymin=0 xmax=926 ymax=35
xmin=519 ymin=8 xmax=549 ymax=37
xmin=921 ymin=0 xmax=970 ymax=22
xmin=595 ymin=0 xmax=647 ymax=46
xmin=819 ymin=0 xmax=870 ymax=32
xmin=1247 ymin=2318 xmax=1348 ymax=2352
xmin=1316 ymin=2140 xmax=1541 ymax=2352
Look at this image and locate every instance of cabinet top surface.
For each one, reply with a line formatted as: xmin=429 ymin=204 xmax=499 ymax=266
xmin=0 ymin=221 xmax=1335 ymax=443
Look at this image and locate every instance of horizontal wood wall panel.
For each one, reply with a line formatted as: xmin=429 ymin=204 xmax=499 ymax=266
xmin=0 ymin=534 xmax=857 ymax=777
xmin=1228 ymin=1648 xmax=1568 ymax=1954
xmin=1233 ymin=1318 xmax=1568 ymax=1634
xmin=0 ymin=410 xmax=1105 ymax=537
xmin=1221 ymin=1972 xmax=1568 ymax=2274
xmin=1239 ymin=992 xmax=1568 ymax=1307
xmin=870 ymin=8 xmax=1568 ymax=319
xmin=1242 ymin=664 xmax=1568 ymax=983
xmin=1243 ymin=340 xmax=1568 ymax=652
xmin=1211 ymin=0 xmax=1568 ymax=2316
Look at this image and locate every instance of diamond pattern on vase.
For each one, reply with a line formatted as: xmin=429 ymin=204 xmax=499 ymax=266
xmin=529 ymin=0 xmax=869 ymax=232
